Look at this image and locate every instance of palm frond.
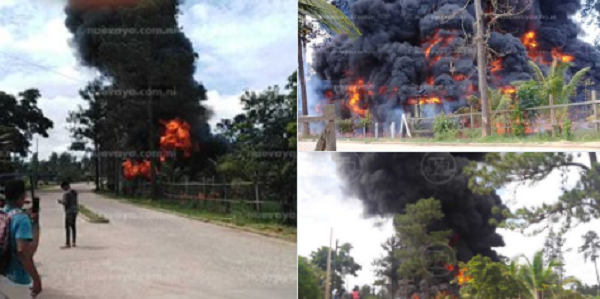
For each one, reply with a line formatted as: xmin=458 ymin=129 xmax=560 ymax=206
xmin=299 ymin=0 xmax=361 ymax=38
xmin=528 ymin=61 xmax=545 ymax=82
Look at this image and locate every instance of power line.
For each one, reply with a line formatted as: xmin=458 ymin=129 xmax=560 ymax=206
xmin=0 ymin=49 xmax=89 ymax=84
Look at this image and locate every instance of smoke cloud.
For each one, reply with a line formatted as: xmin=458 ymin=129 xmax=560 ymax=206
xmin=315 ymin=0 xmax=600 ymax=121
xmin=334 ymin=153 xmax=505 ymax=262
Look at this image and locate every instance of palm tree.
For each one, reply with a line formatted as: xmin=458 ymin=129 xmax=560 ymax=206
xmin=513 ymin=60 xmax=590 ymax=131
xmin=517 ymin=250 xmax=581 ymax=299
xmin=298 ymin=0 xmax=361 ymax=135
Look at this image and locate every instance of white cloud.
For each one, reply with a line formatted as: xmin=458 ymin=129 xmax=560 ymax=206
xmin=204 ymin=90 xmax=244 ymax=128
xmin=0 ymin=0 xmax=294 ymax=160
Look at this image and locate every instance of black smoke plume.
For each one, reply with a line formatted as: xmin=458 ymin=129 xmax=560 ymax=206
xmin=64 ymin=0 xmax=211 ymax=145
xmin=333 ymin=153 xmax=505 ymax=262
xmin=315 ymin=0 xmax=600 ymax=120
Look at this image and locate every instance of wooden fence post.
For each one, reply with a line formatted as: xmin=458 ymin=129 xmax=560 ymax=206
xmin=254 ymin=183 xmax=260 ymax=213
xmin=470 ymin=106 xmax=474 ymax=138
xmin=550 ymin=94 xmax=556 ymax=138
xmin=324 ymin=105 xmax=336 ymax=151
xmin=593 ymin=90 xmax=599 ymax=134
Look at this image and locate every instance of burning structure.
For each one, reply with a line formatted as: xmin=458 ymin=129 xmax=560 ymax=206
xmin=333 ymin=153 xmax=505 ymax=298
xmin=314 ymin=0 xmax=599 ymax=123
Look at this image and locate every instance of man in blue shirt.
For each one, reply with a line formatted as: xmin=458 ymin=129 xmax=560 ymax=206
xmin=0 ymin=179 xmax=42 ymax=298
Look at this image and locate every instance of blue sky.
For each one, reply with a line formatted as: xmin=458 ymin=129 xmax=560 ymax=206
xmin=0 ymin=0 xmax=296 ymax=159
xmin=298 ymin=152 xmax=600 ymax=289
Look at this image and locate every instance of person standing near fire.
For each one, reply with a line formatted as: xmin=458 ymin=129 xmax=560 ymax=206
xmin=57 ymin=181 xmax=78 ymax=249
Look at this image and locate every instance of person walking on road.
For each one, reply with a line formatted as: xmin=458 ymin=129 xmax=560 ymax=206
xmin=0 ymin=179 xmax=43 ymax=298
xmin=57 ymin=181 xmax=78 ymax=249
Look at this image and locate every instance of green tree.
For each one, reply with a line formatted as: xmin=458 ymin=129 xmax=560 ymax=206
xmin=310 ymin=243 xmax=362 ymax=290
xmin=299 ymin=256 xmax=322 ymax=299
xmin=68 ymin=78 xmax=111 ymax=189
xmin=517 ymin=250 xmax=580 ymax=299
xmin=0 ymin=89 xmax=53 ymax=172
xmin=216 ymin=73 xmax=297 ymax=225
xmin=580 ymin=231 xmax=600 ymax=297
xmin=372 ymin=236 xmax=402 ymax=297
xmin=298 ymin=0 xmax=361 ymax=134
xmin=544 ymin=228 xmax=571 ymax=299
xmin=457 ymin=255 xmax=525 ymax=299
xmin=394 ymin=198 xmax=453 ymax=299
xmin=464 ymin=152 xmax=600 ymax=235
xmin=513 ymin=61 xmax=590 ymax=133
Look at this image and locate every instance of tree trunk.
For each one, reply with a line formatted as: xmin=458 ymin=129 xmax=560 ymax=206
xmin=424 ymin=274 xmax=430 ymax=299
xmin=298 ymin=31 xmax=310 ymax=136
xmin=595 ymin=259 xmax=600 ymax=297
xmin=589 ymin=152 xmax=598 ymax=167
xmin=94 ymin=145 xmax=100 ymax=190
xmin=474 ymin=0 xmax=491 ymax=137
xmin=147 ymin=97 xmax=158 ymax=200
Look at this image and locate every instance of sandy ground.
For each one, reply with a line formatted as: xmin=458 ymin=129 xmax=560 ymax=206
xmin=299 ymin=141 xmax=600 ymax=152
xmin=32 ymin=183 xmax=296 ymax=299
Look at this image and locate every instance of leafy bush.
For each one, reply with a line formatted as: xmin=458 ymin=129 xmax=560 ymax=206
xmin=511 ymin=105 xmax=526 ymax=137
xmin=358 ymin=117 xmax=370 ymax=129
xmin=338 ymin=119 xmax=355 ymax=134
xmin=562 ymin=118 xmax=573 ymax=140
xmin=434 ymin=114 xmax=459 ymax=140
xmin=516 ymin=81 xmax=541 ymax=120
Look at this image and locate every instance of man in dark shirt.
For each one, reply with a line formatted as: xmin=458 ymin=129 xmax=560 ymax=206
xmin=58 ymin=181 xmax=78 ymax=249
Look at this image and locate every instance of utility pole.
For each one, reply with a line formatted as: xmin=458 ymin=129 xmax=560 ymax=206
xmin=474 ymin=0 xmax=491 ymax=137
xmin=325 ymin=228 xmax=333 ymax=299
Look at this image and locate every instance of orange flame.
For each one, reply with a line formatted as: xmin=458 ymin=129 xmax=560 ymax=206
xmin=491 ymin=58 xmax=503 ymax=73
xmin=453 ymin=74 xmax=466 ymax=81
xmin=122 ymin=159 xmax=151 ymax=180
xmin=552 ymin=48 xmax=575 ymax=63
xmin=348 ymin=79 xmax=367 ymax=116
xmin=500 ymin=86 xmax=516 ymax=95
xmin=159 ymin=118 xmax=192 ymax=162
xmin=425 ymin=30 xmax=443 ymax=59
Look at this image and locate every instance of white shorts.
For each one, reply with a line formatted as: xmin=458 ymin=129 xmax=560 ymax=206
xmin=0 ymin=276 xmax=32 ymax=299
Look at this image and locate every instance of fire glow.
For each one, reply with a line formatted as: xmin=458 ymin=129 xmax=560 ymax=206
xmin=122 ymin=159 xmax=151 ymax=180
xmin=122 ymin=118 xmax=193 ymax=180
xmin=160 ymin=118 xmax=192 ymax=162
xmin=347 ymin=79 xmax=368 ymax=116
xmin=522 ymin=31 xmax=575 ymax=64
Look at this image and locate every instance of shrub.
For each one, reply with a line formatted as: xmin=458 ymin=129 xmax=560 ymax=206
xmin=511 ymin=105 xmax=526 ymax=137
xmin=434 ymin=114 xmax=458 ymax=140
xmin=338 ymin=119 xmax=355 ymax=134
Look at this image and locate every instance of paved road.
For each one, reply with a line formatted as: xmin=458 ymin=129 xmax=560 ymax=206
xmin=33 ymin=183 xmax=296 ymax=299
xmin=299 ymin=141 xmax=600 ymax=152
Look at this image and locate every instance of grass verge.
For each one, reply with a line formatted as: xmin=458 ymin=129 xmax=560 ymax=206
xmin=79 ymin=204 xmax=110 ymax=224
xmin=95 ymin=191 xmax=296 ymax=243
xmin=323 ymin=130 xmax=600 ymax=144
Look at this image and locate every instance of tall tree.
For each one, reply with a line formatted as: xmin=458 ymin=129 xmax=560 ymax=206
xmin=465 ymin=152 xmax=600 ymax=235
xmin=579 ymin=231 xmax=600 ymax=297
xmin=544 ymin=228 xmax=571 ymax=299
xmin=310 ymin=243 xmax=362 ymax=290
xmin=298 ymin=0 xmax=361 ymax=135
xmin=216 ymin=73 xmax=296 ymax=225
xmin=372 ymin=236 xmax=402 ymax=298
xmin=394 ymin=198 xmax=453 ymax=299
xmin=0 ymin=89 xmax=53 ymax=172
xmin=68 ymin=78 xmax=111 ymax=189
xmin=299 ymin=256 xmax=323 ymax=299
